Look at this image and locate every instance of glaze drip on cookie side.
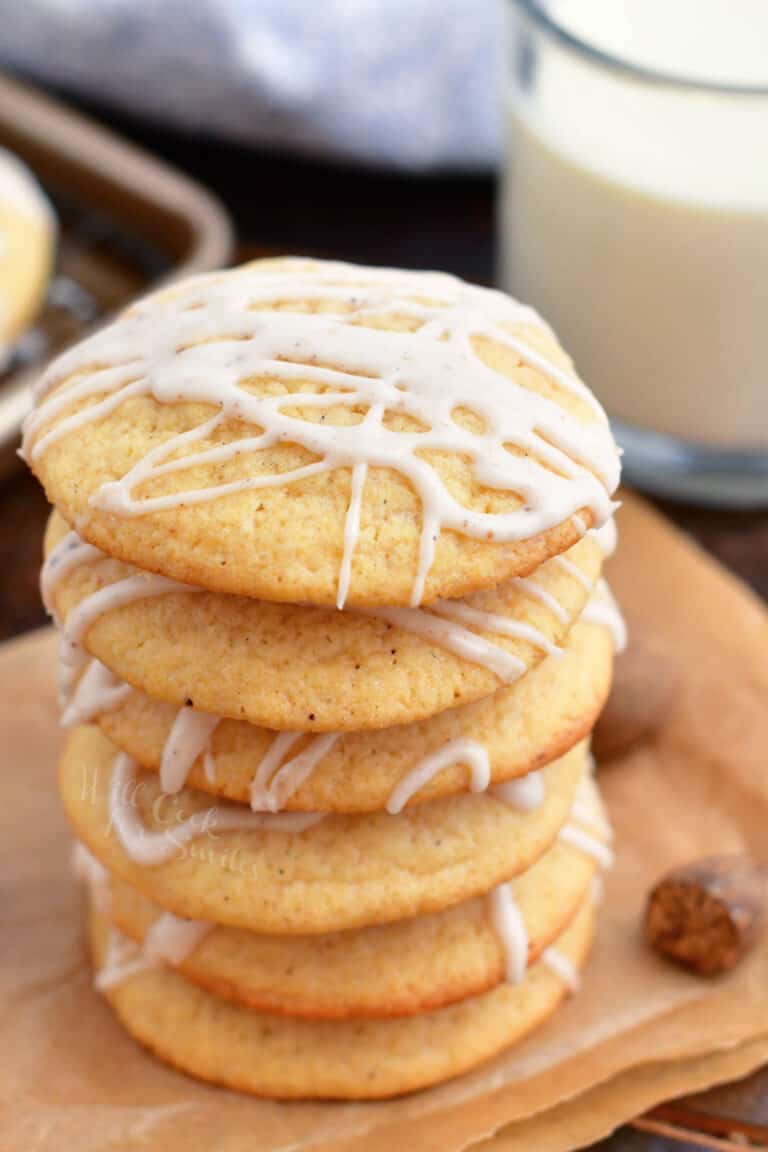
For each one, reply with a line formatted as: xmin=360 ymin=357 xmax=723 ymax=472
xmin=24 ymin=261 xmax=621 ymax=607
xmin=541 ymin=946 xmax=582 ymax=993
xmin=61 ymin=659 xmax=131 ymax=727
xmin=491 ymin=772 xmax=546 ymax=811
xmin=72 ymin=841 xmax=111 ymax=915
xmin=580 ymin=580 xmax=628 ymax=652
xmin=40 ymin=530 xmax=101 ymax=623
xmin=42 ymin=527 xmax=191 ymax=651
xmin=558 ymin=777 xmax=615 ymax=871
xmin=59 ymin=572 xmax=195 ymax=677
xmin=95 ymin=927 xmax=154 ymax=990
xmin=43 ymin=515 xmax=612 ymax=713
xmin=161 ymin=709 xmax=221 ymax=793
xmin=74 ymin=840 xmax=211 ymax=981
xmin=489 ymin=776 xmax=611 ymax=992
xmin=386 ymin=740 xmax=492 ymax=815
xmin=250 ymin=731 xmax=340 ymax=812
xmin=108 ymin=753 xmax=324 ymax=867
xmin=489 ymin=883 xmax=529 ymax=984
xmin=55 ymin=575 xmax=625 ymax=811
xmin=143 ymin=912 xmax=212 ymax=965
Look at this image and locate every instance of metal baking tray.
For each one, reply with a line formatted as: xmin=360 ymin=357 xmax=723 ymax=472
xmin=0 ymin=71 xmax=234 ymax=476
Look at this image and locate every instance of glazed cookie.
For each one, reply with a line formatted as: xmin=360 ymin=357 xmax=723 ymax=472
xmin=76 ymin=776 xmax=608 ymax=1017
xmin=66 ymin=618 xmax=614 ymax=813
xmin=60 ymin=725 xmax=588 ymax=934
xmin=45 ymin=511 xmax=603 ymax=731
xmin=89 ymin=897 xmax=595 ymax=1099
xmin=25 ymin=258 xmax=620 ymax=608
xmin=0 ymin=147 xmax=55 ymax=363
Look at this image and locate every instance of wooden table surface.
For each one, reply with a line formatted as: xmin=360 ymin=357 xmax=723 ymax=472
xmin=2 ymin=89 xmax=766 ymax=1150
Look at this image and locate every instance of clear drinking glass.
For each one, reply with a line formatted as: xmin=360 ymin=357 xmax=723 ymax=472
xmin=499 ymin=0 xmax=768 ymax=506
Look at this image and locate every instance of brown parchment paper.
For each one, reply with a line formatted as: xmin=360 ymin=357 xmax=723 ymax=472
xmin=480 ymin=1036 xmax=768 ymax=1152
xmin=1 ymin=492 xmax=767 ymax=1152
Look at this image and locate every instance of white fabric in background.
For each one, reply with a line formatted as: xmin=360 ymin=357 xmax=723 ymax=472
xmin=0 ymin=0 xmax=504 ymax=170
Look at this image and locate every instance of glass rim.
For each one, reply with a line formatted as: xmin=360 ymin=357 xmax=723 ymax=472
xmin=510 ymin=0 xmax=768 ymax=96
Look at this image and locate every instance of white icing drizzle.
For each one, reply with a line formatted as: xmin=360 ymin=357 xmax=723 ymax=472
xmin=552 ymin=554 xmax=593 ymax=592
xmin=203 ymin=750 xmax=217 ymax=783
xmin=552 ymin=514 xmax=617 ymax=588
xmin=541 ymin=946 xmax=581 ymax=994
xmin=366 ymin=533 xmax=624 ymax=682
xmin=491 ymin=770 xmax=546 ymax=811
xmin=71 ymin=840 xmax=112 ymax=916
xmin=489 ymin=883 xmax=529 ymax=984
xmin=61 ymin=659 xmax=132 ymax=728
xmin=429 ymin=598 xmax=564 ymax=660
xmin=580 ymin=579 xmax=628 ymax=652
xmin=360 ymin=604 xmax=528 ymax=682
xmin=364 ymin=592 xmax=566 ymax=685
xmin=59 ymin=570 xmax=197 ymax=678
xmin=74 ymin=837 xmax=212 ymax=977
xmin=40 ymin=530 xmax=101 ymax=623
xmin=242 ymin=727 xmax=545 ymax=818
xmin=95 ymin=927 xmax=155 ymax=990
xmin=558 ymin=773 xmax=615 ymax=869
xmin=109 ymin=753 xmax=323 ymax=867
xmin=490 ymin=774 xmax=609 ymax=993
xmin=143 ymin=912 xmax=212 ymax=965
xmin=96 ymin=914 xmax=210 ymax=989
xmin=512 ymin=576 xmax=569 ymax=623
xmin=24 ymin=261 xmax=620 ymax=607
xmin=160 ymin=708 xmax=221 ymax=794
xmin=571 ymin=794 xmax=614 ymax=844
xmin=250 ymin=731 xmax=340 ymax=812
xmin=385 ymin=738 xmax=491 ymax=815
xmin=558 ymin=822 xmax=615 ymax=871
xmin=592 ymin=517 xmax=618 ymax=558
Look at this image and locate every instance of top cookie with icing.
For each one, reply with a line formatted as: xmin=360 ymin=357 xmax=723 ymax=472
xmin=24 ymin=258 xmax=620 ymax=606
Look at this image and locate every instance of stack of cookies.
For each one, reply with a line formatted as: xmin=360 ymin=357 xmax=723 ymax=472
xmin=25 ymin=258 xmax=624 ymax=1099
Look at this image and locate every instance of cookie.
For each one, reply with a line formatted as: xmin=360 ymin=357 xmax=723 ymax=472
xmin=69 ymin=618 xmax=613 ymax=812
xmin=45 ymin=510 xmax=602 ymax=731
xmin=0 ymin=147 xmax=55 ymax=361
xmin=88 ymin=896 xmax=595 ymax=1099
xmin=78 ymin=778 xmax=606 ymax=1018
xmin=25 ymin=257 xmax=620 ymax=607
xmin=60 ymin=725 xmax=588 ymax=934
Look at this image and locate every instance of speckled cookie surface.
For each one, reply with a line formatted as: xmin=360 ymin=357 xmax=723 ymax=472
xmin=89 ymin=897 xmax=595 ymax=1099
xmin=84 ymin=619 xmax=612 ymax=812
xmin=61 ymin=725 xmax=587 ymax=934
xmin=46 ymin=510 xmax=602 ymax=731
xmin=0 ymin=149 xmax=54 ymax=357
xmin=26 ymin=257 xmax=619 ymax=607
xmin=89 ymin=793 xmax=603 ymax=1018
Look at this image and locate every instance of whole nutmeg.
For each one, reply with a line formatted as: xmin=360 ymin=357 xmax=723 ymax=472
xmin=593 ymin=616 xmax=680 ymax=761
xmin=646 ymin=855 xmax=768 ymax=976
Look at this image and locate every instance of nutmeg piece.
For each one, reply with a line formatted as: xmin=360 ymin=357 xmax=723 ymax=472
xmin=645 ymin=855 xmax=768 ymax=976
xmin=593 ymin=617 xmax=680 ymax=762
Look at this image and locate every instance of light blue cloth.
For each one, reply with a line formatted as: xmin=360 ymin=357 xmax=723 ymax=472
xmin=0 ymin=0 xmax=504 ymax=170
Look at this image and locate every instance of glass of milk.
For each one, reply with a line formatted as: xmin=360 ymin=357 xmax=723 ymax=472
xmin=500 ymin=0 xmax=768 ymax=506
